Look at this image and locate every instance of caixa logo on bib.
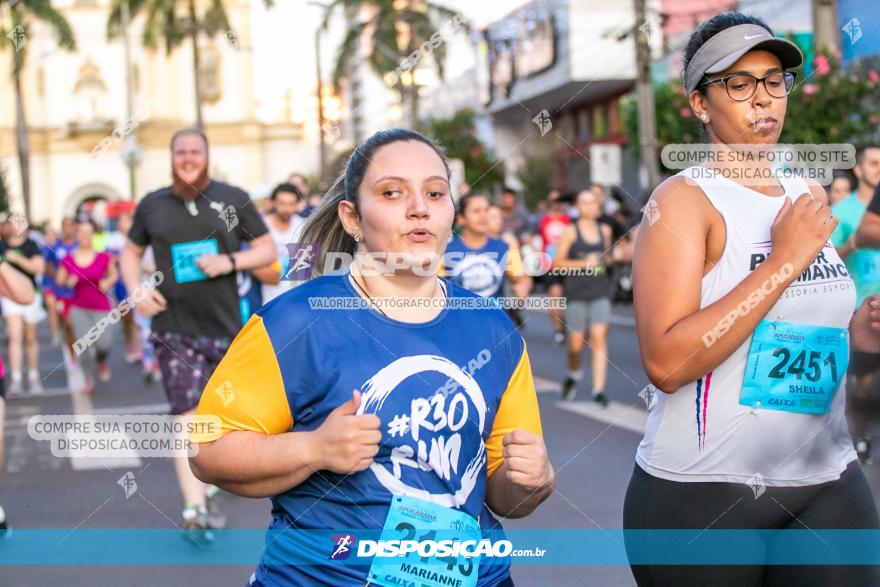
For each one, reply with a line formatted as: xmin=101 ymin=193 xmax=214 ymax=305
xmin=358 ymin=355 xmax=487 ymax=508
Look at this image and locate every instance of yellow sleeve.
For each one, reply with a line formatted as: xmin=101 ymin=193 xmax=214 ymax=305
xmin=485 ymin=344 xmax=543 ymax=477
xmin=191 ymin=315 xmax=293 ymax=443
xmin=505 ymin=249 xmax=524 ymax=278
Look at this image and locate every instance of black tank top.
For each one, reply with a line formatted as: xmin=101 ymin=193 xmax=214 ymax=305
xmin=563 ymin=221 xmax=611 ymax=300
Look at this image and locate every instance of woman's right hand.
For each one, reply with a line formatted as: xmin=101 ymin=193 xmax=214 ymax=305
xmin=770 ymin=193 xmax=837 ymax=277
xmin=312 ymin=390 xmax=382 ymax=474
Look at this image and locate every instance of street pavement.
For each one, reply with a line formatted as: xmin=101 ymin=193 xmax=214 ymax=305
xmin=2 ymin=304 xmax=878 ymax=586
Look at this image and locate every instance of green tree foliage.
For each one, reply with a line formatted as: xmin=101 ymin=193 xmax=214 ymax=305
xmin=426 ymin=108 xmax=502 ymax=192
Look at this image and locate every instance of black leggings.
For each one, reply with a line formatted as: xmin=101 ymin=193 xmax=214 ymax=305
xmin=623 ymin=461 xmax=880 ymax=587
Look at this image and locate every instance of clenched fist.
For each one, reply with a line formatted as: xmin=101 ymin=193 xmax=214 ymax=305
xmin=770 ymin=193 xmax=837 ymax=276
xmin=133 ymin=288 xmax=167 ymax=317
xmin=196 ymin=253 xmax=235 ymax=277
xmin=501 ymin=429 xmax=554 ymax=492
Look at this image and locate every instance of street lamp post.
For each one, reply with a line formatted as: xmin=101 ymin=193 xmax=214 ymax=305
xmin=634 ymin=0 xmax=660 ymax=195
xmin=121 ymin=0 xmax=137 ymax=200
xmin=315 ymin=27 xmax=327 ymax=186
xmin=308 ymin=1 xmax=328 ymax=187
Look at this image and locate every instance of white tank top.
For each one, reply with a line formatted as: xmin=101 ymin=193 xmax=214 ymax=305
xmin=636 ymin=166 xmax=857 ymax=486
xmin=261 ymin=214 xmax=304 ymax=303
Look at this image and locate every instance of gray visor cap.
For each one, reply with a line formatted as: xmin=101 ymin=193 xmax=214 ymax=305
xmin=684 ymin=24 xmax=804 ymax=93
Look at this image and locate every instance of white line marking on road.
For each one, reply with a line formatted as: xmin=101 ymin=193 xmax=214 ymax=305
xmin=4 ymin=387 xmax=73 ymax=399
xmin=93 ymin=402 xmax=171 ymax=415
xmin=556 ymin=399 xmax=647 ymax=434
xmin=67 ymin=392 xmax=143 ymax=471
xmin=534 ymin=376 xmax=561 ymax=393
xmin=609 ymin=314 xmax=637 ymax=328
xmin=5 ymin=404 xmax=40 ymax=416
xmin=537 ymin=376 xmax=648 ymax=434
xmin=62 ymin=347 xmax=143 ymax=471
xmin=5 ymin=402 xmax=173 ymax=434
xmin=525 ymin=304 xmax=636 ymax=327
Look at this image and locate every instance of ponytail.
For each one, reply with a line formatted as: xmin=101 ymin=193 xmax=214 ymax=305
xmin=299 ymin=173 xmax=354 ymax=278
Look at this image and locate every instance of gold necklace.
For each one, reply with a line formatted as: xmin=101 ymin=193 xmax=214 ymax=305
xmin=351 ymin=274 xmax=388 ymax=317
xmin=350 ymin=274 xmax=442 ymax=318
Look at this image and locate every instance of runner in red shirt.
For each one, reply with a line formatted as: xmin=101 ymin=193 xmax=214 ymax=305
xmin=538 ymin=191 xmax=571 ymax=344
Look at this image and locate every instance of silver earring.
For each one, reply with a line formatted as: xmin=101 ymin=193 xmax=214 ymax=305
xmin=700 ymin=114 xmax=708 ymax=122
xmin=352 ymin=233 xmax=360 ymax=242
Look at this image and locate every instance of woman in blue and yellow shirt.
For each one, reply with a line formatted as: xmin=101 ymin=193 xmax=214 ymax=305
xmin=190 ymin=129 xmax=554 ymax=587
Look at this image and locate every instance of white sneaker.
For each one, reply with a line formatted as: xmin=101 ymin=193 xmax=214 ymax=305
xmin=8 ymin=379 xmax=23 ymax=396
xmin=28 ymin=375 xmax=44 ymax=394
xmin=205 ymin=485 xmax=227 ymax=529
xmin=0 ymin=504 xmax=10 ymax=537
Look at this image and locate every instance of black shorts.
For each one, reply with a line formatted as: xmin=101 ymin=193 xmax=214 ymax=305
xmin=545 ymin=273 xmax=564 ymax=288
xmin=850 ymin=351 xmax=880 ymax=378
xmin=623 ymin=460 xmax=880 ymax=586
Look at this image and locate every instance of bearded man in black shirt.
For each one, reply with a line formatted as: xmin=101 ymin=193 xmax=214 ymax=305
xmin=120 ymin=128 xmax=275 ymax=535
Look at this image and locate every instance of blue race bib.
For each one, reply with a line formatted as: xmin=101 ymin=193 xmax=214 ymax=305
xmin=740 ymin=320 xmax=848 ymax=414
xmin=367 ymin=495 xmax=481 ymax=587
xmin=170 ymin=239 xmax=218 ymax=283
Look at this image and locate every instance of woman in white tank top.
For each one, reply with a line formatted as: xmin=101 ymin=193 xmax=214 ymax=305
xmin=623 ymin=12 xmax=880 ymax=587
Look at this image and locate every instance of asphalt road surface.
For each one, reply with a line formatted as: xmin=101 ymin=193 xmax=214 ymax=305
xmin=2 ymin=305 xmax=878 ymax=586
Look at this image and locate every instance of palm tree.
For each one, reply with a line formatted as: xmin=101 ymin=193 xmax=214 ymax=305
xmin=0 ymin=1 xmax=76 ymax=221
xmin=322 ymin=0 xmax=465 ymax=130
xmin=108 ymin=0 xmax=265 ymax=130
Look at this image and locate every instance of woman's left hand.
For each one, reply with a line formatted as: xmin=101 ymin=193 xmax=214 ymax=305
xmin=501 ymin=429 xmax=555 ymax=492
